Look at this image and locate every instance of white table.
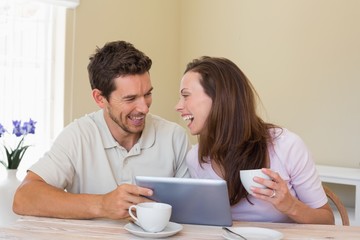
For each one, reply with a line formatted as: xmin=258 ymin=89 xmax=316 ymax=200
xmin=1 ymin=216 xmax=360 ymax=239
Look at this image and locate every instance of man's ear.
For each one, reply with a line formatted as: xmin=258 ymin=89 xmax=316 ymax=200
xmin=92 ymin=89 xmax=106 ymax=108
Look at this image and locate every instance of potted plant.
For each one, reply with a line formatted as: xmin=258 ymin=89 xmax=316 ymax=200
xmin=0 ymin=119 xmax=36 ymax=226
xmin=0 ymin=119 xmax=37 ymax=169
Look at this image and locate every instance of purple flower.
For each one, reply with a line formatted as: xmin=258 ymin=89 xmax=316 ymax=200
xmin=0 ymin=123 xmax=6 ymax=137
xmin=11 ymin=119 xmax=36 ymax=137
xmin=22 ymin=119 xmax=37 ymax=135
xmin=0 ymin=119 xmax=37 ymax=169
xmin=12 ymin=120 xmax=22 ymax=137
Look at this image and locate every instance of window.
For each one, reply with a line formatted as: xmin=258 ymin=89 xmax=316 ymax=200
xmin=0 ymin=0 xmax=79 ymax=177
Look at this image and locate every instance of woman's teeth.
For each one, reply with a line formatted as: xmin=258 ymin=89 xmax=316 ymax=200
xmin=183 ymin=115 xmax=194 ymax=121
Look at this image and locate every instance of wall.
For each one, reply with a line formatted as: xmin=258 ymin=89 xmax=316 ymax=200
xmin=64 ymin=1 xmax=360 ymax=206
xmin=64 ymin=0 xmax=181 ymax=124
xmin=179 ymin=0 xmax=360 ymax=168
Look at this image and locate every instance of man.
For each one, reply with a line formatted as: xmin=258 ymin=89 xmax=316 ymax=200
xmin=13 ymin=41 xmax=190 ymax=220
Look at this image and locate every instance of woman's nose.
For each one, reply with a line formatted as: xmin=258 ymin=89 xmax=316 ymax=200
xmin=175 ymin=99 xmax=183 ymax=112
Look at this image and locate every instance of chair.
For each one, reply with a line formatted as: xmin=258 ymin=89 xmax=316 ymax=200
xmin=323 ymin=185 xmax=350 ymax=226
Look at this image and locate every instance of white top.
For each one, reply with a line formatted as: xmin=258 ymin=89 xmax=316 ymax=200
xmin=30 ymin=110 xmax=190 ymax=194
xmin=186 ymin=128 xmax=327 ymax=223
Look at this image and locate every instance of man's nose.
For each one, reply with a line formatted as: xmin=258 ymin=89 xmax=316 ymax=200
xmin=136 ymin=98 xmax=150 ymax=113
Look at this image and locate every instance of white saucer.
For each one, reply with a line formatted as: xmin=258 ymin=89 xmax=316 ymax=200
xmin=124 ymin=222 xmax=183 ymax=238
xmin=222 ymin=227 xmax=283 ymax=240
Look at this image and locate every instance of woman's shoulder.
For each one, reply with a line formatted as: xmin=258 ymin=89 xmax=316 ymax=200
xmin=268 ymin=127 xmax=312 ymax=172
xmin=187 ymin=144 xmax=199 ymax=158
xmin=270 ymin=127 xmax=305 ymax=147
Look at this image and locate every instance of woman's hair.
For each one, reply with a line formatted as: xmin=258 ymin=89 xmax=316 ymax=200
xmin=87 ymin=40 xmax=152 ymax=100
xmin=184 ymin=56 xmax=277 ymax=205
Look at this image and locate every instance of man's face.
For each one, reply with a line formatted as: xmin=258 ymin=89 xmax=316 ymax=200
xmin=105 ymin=72 xmax=153 ymax=135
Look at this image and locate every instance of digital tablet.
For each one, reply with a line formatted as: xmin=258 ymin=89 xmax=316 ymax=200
xmin=135 ymin=176 xmax=233 ymax=226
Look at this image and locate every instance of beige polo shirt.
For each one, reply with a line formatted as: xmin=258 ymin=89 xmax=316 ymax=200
xmin=30 ymin=110 xmax=190 ymax=194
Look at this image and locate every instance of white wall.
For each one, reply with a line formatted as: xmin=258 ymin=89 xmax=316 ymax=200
xmin=179 ymin=0 xmax=360 ymax=168
xmin=64 ymin=0 xmax=360 ymax=208
xmin=64 ymin=0 xmax=181 ymax=124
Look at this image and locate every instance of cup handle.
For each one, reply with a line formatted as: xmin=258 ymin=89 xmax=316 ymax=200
xmin=128 ymin=205 xmax=139 ymax=223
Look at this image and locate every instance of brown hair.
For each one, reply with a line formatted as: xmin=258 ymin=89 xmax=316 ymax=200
xmin=87 ymin=40 xmax=152 ymax=100
xmin=184 ymin=56 xmax=277 ymax=205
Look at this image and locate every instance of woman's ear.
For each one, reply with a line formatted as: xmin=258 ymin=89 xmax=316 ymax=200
xmin=92 ymin=89 xmax=106 ymax=108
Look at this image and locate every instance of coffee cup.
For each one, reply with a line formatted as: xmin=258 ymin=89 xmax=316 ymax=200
xmin=240 ymin=169 xmax=271 ymax=194
xmin=128 ymin=202 xmax=172 ymax=233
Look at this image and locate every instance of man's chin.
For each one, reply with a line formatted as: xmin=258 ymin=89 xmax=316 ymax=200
xmin=128 ymin=125 xmax=145 ymax=134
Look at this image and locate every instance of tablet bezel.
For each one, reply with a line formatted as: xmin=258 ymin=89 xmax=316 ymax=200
xmin=135 ymin=176 xmax=233 ymax=226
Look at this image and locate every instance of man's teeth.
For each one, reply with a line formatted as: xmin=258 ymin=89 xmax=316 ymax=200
xmin=183 ymin=115 xmax=194 ymax=121
xmin=130 ymin=116 xmax=144 ymax=120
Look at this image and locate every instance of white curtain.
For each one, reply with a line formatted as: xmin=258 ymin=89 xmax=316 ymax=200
xmin=0 ymin=0 xmax=78 ymax=175
xmin=36 ymin=0 xmax=79 ymax=9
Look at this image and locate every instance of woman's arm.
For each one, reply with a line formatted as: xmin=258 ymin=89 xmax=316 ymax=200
xmin=252 ymin=168 xmax=334 ymax=224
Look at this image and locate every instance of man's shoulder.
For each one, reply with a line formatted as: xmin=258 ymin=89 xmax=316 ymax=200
xmin=148 ymin=113 xmax=174 ymax=123
xmin=61 ymin=111 xmax=100 ymax=137
xmin=148 ymin=113 xmax=185 ymax=131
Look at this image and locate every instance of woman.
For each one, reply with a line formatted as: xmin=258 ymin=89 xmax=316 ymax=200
xmin=175 ymin=56 xmax=334 ymax=224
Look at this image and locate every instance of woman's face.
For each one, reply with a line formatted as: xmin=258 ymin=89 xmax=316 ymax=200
xmin=175 ymin=71 xmax=212 ymax=135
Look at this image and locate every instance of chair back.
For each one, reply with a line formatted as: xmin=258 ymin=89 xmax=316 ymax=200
xmin=323 ymin=185 xmax=350 ymax=226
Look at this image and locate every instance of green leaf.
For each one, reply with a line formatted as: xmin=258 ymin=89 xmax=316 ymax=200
xmin=9 ymin=146 xmax=30 ymax=169
xmin=2 ymin=136 xmax=31 ymax=169
xmin=0 ymin=160 xmax=7 ymax=168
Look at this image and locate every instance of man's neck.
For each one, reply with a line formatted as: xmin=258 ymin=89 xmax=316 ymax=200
xmin=104 ymin=114 xmax=142 ymax=152
xmin=114 ymin=132 xmax=141 ymax=152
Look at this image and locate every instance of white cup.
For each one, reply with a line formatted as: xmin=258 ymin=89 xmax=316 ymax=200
xmin=240 ymin=169 xmax=271 ymax=194
xmin=128 ymin=202 xmax=172 ymax=233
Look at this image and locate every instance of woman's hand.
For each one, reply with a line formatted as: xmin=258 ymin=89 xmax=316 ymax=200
xmin=250 ymin=168 xmax=334 ymax=224
xmin=250 ymin=168 xmax=296 ymax=214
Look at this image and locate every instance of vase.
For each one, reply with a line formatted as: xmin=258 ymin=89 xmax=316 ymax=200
xmin=0 ymin=169 xmax=22 ymax=226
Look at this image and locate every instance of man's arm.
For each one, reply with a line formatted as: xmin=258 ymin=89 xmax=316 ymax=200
xmin=13 ymin=171 xmax=153 ymax=219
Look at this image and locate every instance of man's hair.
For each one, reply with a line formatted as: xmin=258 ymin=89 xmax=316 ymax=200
xmin=87 ymin=40 xmax=152 ymax=100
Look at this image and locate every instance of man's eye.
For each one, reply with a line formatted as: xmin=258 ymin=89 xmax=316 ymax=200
xmin=125 ymin=97 xmax=136 ymax=101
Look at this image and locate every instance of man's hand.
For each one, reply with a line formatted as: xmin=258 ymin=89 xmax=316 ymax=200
xmin=100 ymin=184 xmax=153 ymax=219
